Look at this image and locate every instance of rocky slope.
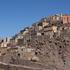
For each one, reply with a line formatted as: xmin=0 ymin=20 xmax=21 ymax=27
xmin=0 ymin=14 xmax=70 ymax=70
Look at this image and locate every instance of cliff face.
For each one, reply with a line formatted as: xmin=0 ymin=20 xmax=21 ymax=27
xmin=0 ymin=14 xmax=70 ymax=70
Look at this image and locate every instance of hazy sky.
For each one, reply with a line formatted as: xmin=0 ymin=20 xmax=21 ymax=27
xmin=0 ymin=0 xmax=70 ymax=38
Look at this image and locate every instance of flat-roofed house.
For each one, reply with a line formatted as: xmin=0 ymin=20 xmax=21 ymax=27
xmin=42 ymin=18 xmax=49 ymax=27
xmin=62 ymin=15 xmax=70 ymax=24
xmin=52 ymin=26 xmax=57 ymax=33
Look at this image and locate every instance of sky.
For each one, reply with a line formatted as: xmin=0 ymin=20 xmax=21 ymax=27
xmin=0 ymin=0 xmax=70 ymax=38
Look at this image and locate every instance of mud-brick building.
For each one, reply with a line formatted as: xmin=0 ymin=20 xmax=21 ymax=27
xmin=21 ymin=27 xmax=29 ymax=36
xmin=47 ymin=14 xmax=70 ymax=24
xmin=47 ymin=14 xmax=62 ymax=25
xmin=0 ymin=38 xmax=11 ymax=48
xmin=62 ymin=15 xmax=70 ymax=24
xmin=37 ymin=18 xmax=49 ymax=30
xmin=40 ymin=18 xmax=49 ymax=27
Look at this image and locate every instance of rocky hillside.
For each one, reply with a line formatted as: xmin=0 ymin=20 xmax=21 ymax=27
xmin=0 ymin=14 xmax=70 ymax=70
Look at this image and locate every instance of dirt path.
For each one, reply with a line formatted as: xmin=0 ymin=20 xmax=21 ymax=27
xmin=0 ymin=61 xmax=49 ymax=70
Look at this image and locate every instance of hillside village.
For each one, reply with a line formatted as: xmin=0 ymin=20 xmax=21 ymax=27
xmin=1 ymin=14 xmax=70 ymax=48
xmin=0 ymin=14 xmax=70 ymax=70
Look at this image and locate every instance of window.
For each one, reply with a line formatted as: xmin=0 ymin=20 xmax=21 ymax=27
xmin=41 ymin=33 xmax=44 ymax=35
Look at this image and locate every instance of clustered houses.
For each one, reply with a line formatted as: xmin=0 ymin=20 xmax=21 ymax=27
xmin=0 ymin=14 xmax=70 ymax=48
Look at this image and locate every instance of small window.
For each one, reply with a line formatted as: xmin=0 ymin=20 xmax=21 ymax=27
xmin=35 ymin=52 xmax=38 ymax=55
xmin=58 ymin=52 xmax=61 ymax=54
xmin=59 ymin=46 xmax=62 ymax=48
xmin=55 ymin=42 xmax=57 ymax=45
xmin=27 ymin=39 xmax=30 ymax=42
xmin=49 ymin=41 xmax=52 ymax=43
xmin=18 ymin=53 xmax=20 ymax=56
xmin=21 ymin=49 xmax=23 ymax=51
xmin=41 ymin=33 xmax=44 ymax=35
xmin=62 ymin=27 xmax=64 ymax=30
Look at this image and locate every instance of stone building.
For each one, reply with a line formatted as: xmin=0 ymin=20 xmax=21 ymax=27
xmin=52 ymin=26 xmax=57 ymax=33
xmin=47 ymin=14 xmax=70 ymax=24
xmin=62 ymin=15 xmax=70 ymax=24
xmin=0 ymin=37 xmax=11 ymax=48
xmin=47 ymin=14 xmax=62 ymax=24
xmin=0 ymin=47 xmax=7 ymax=57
